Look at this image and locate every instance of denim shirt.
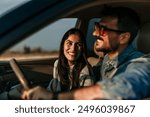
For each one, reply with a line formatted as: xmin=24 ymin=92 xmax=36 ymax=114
xmin=101 ymin=44 xmax=144 ymax=79
xmin=94 ymin=44 xmax=150 ymax=99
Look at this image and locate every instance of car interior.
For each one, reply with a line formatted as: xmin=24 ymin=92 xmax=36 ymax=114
xmin=137 ymin=23 xmax=150 ymax=54
xmin=0 ymin=0 xmax=150 ymax=99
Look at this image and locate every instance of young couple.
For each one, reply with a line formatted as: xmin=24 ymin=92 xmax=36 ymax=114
xmin=22 ymin=6 xmax=150 ymax=100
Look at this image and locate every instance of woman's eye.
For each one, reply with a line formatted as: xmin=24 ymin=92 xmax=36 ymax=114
xmin=66 ymin=41 xmax=72 ymax=46
xmin=77 ymin=43 xmax=83 ymax=47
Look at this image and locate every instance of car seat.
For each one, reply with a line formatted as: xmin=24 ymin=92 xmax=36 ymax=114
xmin=88 ymin=42 xmax=104 ymax=66
xmin=136 ymin=23 xmax=150 ymax=99
xmin=137 ymin=23 xmax=150 ymax=54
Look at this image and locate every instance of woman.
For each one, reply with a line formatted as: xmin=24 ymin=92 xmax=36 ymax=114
xmin=47 ymin=28 xmax=95 ymax=93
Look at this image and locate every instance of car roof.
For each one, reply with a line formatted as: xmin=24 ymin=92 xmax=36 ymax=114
xmin=0 ymin=0 xmax=150 ymax=53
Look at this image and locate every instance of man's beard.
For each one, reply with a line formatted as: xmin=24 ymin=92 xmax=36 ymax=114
xmin=95 ymin=43 xmax=119 ymax=54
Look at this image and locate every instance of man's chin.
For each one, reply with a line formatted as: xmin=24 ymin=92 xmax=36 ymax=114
xmin=95 ymin=48 xmax=109 ymax=53
xmin=95 ymin=47 xmax=103 ymax=52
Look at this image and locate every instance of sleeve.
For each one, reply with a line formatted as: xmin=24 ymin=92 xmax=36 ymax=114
xmin=47 ymin=59 xmax=61 ymax=93
xmin=97 ymin=57 xmax=150 ymax=99
xmin=47 ymin=79 xmax=61 ymax=93
xmin=79 ymin=66 xmax=95 ymax=87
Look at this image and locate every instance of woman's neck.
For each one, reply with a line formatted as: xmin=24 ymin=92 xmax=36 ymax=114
xmin=68 ymin=61 xmax=75 ymax=70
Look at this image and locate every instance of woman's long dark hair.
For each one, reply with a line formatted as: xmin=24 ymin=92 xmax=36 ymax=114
xmin=57 ymin=28 xmax=93 ymax=91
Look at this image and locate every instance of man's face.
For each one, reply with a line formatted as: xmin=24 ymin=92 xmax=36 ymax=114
xmin=93 ymin=16 xmax=122 ymax=53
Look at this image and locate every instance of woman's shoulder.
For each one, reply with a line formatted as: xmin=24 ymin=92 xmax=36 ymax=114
xmin=53 ymin=59 xmax=59 ymax=79
xmin=80 ymin=65 xmax=90 ymax=75
xmin=54 ymin=59 xmax=59 ymax=67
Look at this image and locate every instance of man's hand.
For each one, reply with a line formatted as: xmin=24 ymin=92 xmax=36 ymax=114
xmin=22 ymin=86 xmax=53 ymax=100
xmin=22 ymin=84 xmax=104 ymax=100
xmin=73 ymin=84 xmax=104 ymax=100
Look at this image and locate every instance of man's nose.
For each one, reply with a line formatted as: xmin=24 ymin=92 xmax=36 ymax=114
xmin=93 ymin=30 xmax=99 ymax=37
xmin=70 ymin=43 xmax=76 ymax=51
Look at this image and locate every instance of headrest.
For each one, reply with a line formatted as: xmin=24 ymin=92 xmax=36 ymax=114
xmin=137 ymin=23 xmax=150 ymax=54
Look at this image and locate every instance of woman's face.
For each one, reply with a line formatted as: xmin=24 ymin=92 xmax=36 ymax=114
xmin=64 ymin=34 xmax=83 ymax=65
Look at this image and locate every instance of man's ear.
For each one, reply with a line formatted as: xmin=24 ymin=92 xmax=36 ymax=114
xmin=119 ymin=32 xmax=130 ymax=44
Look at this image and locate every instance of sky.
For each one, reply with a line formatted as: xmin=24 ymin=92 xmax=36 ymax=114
xmin=0 ymin=0 xmax=76 ymax=52
xmin=0 ymin=0 xmax=29 ymax=15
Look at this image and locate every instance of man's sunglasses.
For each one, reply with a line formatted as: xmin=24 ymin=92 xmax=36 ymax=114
xmin=94 ymin=22 xmax=126 ymax=36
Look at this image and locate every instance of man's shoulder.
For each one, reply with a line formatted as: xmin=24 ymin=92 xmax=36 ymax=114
xmin=123 ymin=53 xmax=150 ymax=72
xmin=130 ymin=53 xmax=150 ymax=63
xmin=114 ymin=52 xmax=149 ymax=76
xmin=119 ymin=44 xmax=144 ymax=62
xmin=121 ymin=53 xmax=150 ymax=69
xmin=129 ymin=49 xmax=144 ymax=59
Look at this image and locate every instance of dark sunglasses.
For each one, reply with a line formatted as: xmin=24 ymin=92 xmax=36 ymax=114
xmin=94 ymin=22 xmax=126 ymax=36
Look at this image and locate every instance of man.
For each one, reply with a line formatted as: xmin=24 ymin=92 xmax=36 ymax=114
xmin=22 ymin=6 xmax=150 ymax=100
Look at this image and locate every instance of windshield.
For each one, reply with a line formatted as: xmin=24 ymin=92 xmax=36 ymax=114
xmin=0 ymin=0 xmax=30 ymax=16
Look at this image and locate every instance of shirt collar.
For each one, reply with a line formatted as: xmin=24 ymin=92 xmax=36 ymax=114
xmin=103 ymin=44 xmax=136 ymax=68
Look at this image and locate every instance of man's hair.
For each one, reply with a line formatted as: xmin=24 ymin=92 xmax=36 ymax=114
xmin=101 ymin=6 xmax=141 ymax=43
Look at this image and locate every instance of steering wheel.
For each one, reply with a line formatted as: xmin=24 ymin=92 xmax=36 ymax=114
xmin=9 ymin=58 xmax=30 ymax=90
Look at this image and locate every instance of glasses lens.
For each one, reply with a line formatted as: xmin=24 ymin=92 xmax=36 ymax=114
xmin=95 ymin=22 xmax=126 ymax=36
xmin=95 ymin=22 xmax=107 ymax=36
xmin=100 ymin=27 xmax=107 ymax=36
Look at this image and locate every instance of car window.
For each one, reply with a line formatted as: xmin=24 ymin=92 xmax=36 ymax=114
xmin=0 ymin=18 xmax=77 ymax=60
xmin=0 ymin=0 xmax=29 ymax=16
